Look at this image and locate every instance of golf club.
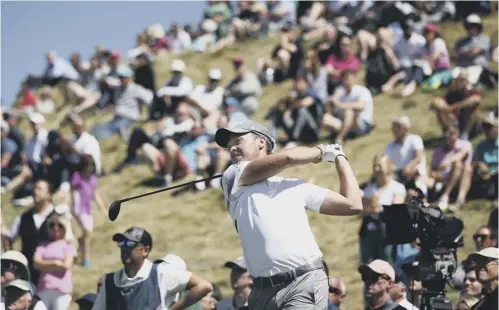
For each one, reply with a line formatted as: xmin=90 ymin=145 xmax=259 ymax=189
xmin=108 ymin=174 xmax=223 ymax=221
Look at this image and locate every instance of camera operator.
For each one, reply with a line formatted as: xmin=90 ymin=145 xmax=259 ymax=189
xmin=466 ymin=248 xmax=498 ymax=310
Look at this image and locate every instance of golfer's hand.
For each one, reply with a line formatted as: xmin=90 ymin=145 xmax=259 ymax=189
xmin=322 ymin=144 xmax=346 ymax=163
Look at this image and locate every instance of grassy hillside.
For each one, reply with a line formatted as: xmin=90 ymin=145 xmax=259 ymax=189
xmin=2 ymin=15 xmax=498 ymax=309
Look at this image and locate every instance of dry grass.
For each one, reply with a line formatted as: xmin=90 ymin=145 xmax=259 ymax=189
xmin=1 ymin=15 xmax=498 ymax=309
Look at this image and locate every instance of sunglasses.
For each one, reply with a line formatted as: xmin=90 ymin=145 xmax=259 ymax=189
xmin=473 ymin=234 xmax=490 ymax=241
xmin=49 ymin=223 xmax=64 ymax=229
xmin=362 ymin=274 xmax=390 ymax=284
xmin=329 ymin=286 xmax=343 ymax=295
xmin=117 ymin=240 xmax=139 ymax=249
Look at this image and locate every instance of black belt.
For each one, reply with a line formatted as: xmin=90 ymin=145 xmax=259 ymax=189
xmin=253 ymin=259 xmax=324 ymax=289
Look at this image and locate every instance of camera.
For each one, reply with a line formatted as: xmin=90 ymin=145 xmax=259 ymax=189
xmin=381 ymin=194 xmax=464 ymax=310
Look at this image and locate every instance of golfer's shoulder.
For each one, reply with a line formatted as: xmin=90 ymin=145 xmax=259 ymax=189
xmin=222 ymin=161 xmax=250 ymax=181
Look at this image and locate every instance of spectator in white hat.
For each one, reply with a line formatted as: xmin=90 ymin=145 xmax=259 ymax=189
xmin=186 ymin=68 xmax=225 ymax=130
xmin=155 ymin=59 xmax=194 ymax=119
xmin=466 ymin=247 xmax=498 ymax=310
xmin=216 ymin=256 xmax=253 ymax=310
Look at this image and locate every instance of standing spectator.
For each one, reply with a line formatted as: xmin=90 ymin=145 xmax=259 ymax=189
xmin=322 ymin=70 xmax=374 ymax=145
xmin=216 ymin=256 xmax=253 ymax=310
xmin=425 ymin=123 xmax=473 ymax=210
xmin=466 ymin=248 xmax=498 ymax=310
xmin=90 ymin=65 xmax=154 ymax=141
xmin=71 ymin=154 xmax=107 ymax=269
xmin=327 ymin=276 xmax=346 ymax=310
xmin=156 ymin=60 xmax=194 ymax=119
xmin=92 ymin=227 xmax=212 ymax=309
xmin=430 ymin=71 xmax=482 ymax=140
xmin=456 ymin=267 xmax=484 ymax=310
xmin=389 ymin=269 xmax=418 ymax=310
xmin=225 ymin=57 xmax=262 ymax=116
xmin=358 ymin=260 xmax=405 ymax=310
xmin=68 ymin=113 xmax=102 ymax=176
xmin=325 ymin=36 xmax=361 ymax=93
xmin=33 ymin=214 xmax=76 ymax=310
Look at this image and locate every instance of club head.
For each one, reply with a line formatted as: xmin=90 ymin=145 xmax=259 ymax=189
xmin=108 ymin=200 xmax=122 ymax=221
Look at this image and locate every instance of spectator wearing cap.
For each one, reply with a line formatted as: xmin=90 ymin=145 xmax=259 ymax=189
xmin=154 ymin=59 xmax=193 ymax=120
xmin=325 ymin=36 xmax=361 ymax=93
xmin=322 ymin=70 xmax=374 ymax=145
xmin=216 ymin=256 xmax=253 ymax=310
xmin=470 ymin=113 xmax=498 ymax=200
xmin=358 ymin=260 xmax=405 ymax=310
xmin=185 ymin=68 xmax=225 ymax=131
xmin=267 ymin=22 xmax=304 ymax=83
xmin=327 ymin=276 xmax=346 ymax=310
xmin=1 ymin=251 xmax=31 ymax=285
xmin=41 ymin=50 xmax=80 ymax=87
xmin=1 ymin=279 xmax=42 ymax=310
xmin=389 ymin=268 xmax=418 ymax=310
xmin=456 ymin=266 xmax=483 ymax=310
xmin=384 ymin=116 xmax=427 ymax=194
xmin=216 ymin=120 xmax=362 ymax=309
xmin=424 ymin=123 xmax=473 ymax=211
xmin=430 ymin=71 xmax=482 ymax=141
xmin=92 ymin=227 xmax=212 ymax=310
xmin=225 ymin=57 xmax=262 ymax=116
xmin=452 ymin=14 xmax=491 ymax=86
xmin=1 ymin=120 xmax=23 ymax=191
xmin=33 ymin=213 xmax=76 ymax=310
xmin=466 ymin=247 xmax=498 ymax=309
xmin=267 ymin=0 xmax=296 ymax=33
xmin=90 ymin=64 xmax=154 ymax=141
xmin=76 ymin=293 xmax=97 ymax=310
xmin=67 ymin=113 xmax=102 ymax=176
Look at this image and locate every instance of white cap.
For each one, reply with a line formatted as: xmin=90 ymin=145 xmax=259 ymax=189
xmin=171 ymin=59 xmax=185 ymax=72
xmin=358 ymin=259 xmax=395 ymax=281
xmin=147 ymin=23 xmax=166 ymax=40
xmin=466 ymin=14 xmax=482 ymax=25
xmin=1 ymin=251 xmax=28 ymax=268
xmin=3 ymin=279 xmax=32 ymax=293
xmin=28 ymin=112 xmax=45 ymax=124
xmin=468 ymin=247 xmax=499 ymax=261
xmin=157 ymin=254 xmax=187 ymax=271
xmin=392 ymin=116 xmax=411 ymax=128
xmin=209 ymin=68 xmax=222 ymax=80
xmin=201 ymin=19 xmax=218 ymax=33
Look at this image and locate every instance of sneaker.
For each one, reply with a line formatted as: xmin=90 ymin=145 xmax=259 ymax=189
xmin=210 ymin=178 xmax=221 ymax=189
xmin=194 ymin=176 xmax=206 ymax=191
xmin=159 ymin=174 xmax=173 ymax=187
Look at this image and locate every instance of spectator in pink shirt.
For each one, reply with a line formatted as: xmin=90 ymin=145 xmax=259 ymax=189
xmin=326 ymin=36 xmax=361 ymax=91
xmin=425 ymin=123 xmax=473 ymax=211
xmin=33 ymin=213 xmax=76 ymax=310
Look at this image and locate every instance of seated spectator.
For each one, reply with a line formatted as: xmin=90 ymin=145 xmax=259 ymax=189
xmin=111 ymin=103 xmax=194 ymax=182
xmin=71 ymin=154 xmax=106 ymax=269
xmin=33 ymin=213 xmax=76 ymax=310
xmin=92 ymin=227 xmax=212 ymax=309
xmin=425 ymin=123 xmax=473 ymax=210
xmin=389 ymin=268 xmax=418 ymax=310
xmin=3 ymin=111 xmax=24 ymax=151
xmin=358 ymin=260 xmax=405 ymax=310
xmin=470 ymin=113 xmax=498 ymax=200
xmin=299 ymin=49 xmax=328 ymax=103
xmin=268 ymin=22 xmax=304 ymax=83
xmin=90 ymin=65 xmax=154 ymax=141
xmin=216 ymin=256 xmax=252 ymax=310
xmin=67 ymin=113 xmax=102 ymax=176
xmin=225 ymin=57 xmax=262 ymax=116
xmin=231 ymin=0 xmax=267 ymax=41
xmin=41 ymin=50 xmax=80 ymax=87
xmin=452 ymin=14 xmax=491 ymax=86
xmin=420 ymin=24 xmax=452 ymax=91
xmin=327 ymin=276 xmax=346 ymax=310
xmin=466 ymin=248 xmax=498 ymax=310
xmin=267 ymin=0 xmax=296 ymax=33
xmin=430 ymin=71 xmax=482 ymax=140
xmin=191 ymin=19 xmax=217 ymax=53
xmin=185 ymin=68 xmax=225 ymax=131
xmin=35 ymin=87 xmax=55 ymax=115
xmin=146 ymin=24 xmax=170 ymax=56
xmin=312 ymin=26 xmax=338 ymax=65
xmin=359 ymin=154 xmax=406 ymax=265
xmin=168 ymin=23 xmax=192 ymax=54
xmin=299 ymin=1 xmax=327 ymax=33
xmin=15 ymin=81 xmax=37 ymax=113
xmin=364 ymin=33 xmax=400 ymax=95
xmin=75 ymin=293 xmax=97 ymax=310
xmin=322 ymin=70 xmax=374 ymax=145
xmin=94 ymin=51 xmax=120 ymax=110
xmin=132 ymin=53 xmax=155 ymax=95
xmin=384 ymin=116 xmax=427 ymax=194
xmin=391 ymin=21 xmax=428 ymax=97
xmin=156 ymin=59 xmax=193 ymax=119
xmin=1 ymin=120 xmax=23 ymax=190
xmin=325 ymin=36 xmax=361 ymax=93
xmin=456 ymin=267 xmax=484 ymax=310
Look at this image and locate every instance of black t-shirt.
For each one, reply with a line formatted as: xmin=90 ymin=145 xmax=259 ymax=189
xmin=313 ymin=40 xmax=338 ymax=65
xmin=272 ymin=38 xmax=305 ymax=79
xmin=239 ymin=9 xmax=260 ymax=23
xmin=471 ymin=288 xmax=498 ymax=310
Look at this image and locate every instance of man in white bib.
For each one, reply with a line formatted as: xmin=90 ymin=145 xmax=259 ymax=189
xmin=215 ymin=120 xmax=363 ymax=310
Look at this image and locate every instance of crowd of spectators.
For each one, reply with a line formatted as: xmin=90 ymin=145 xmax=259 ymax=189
xmin=1 ymin=1 xmax=498 ymax=309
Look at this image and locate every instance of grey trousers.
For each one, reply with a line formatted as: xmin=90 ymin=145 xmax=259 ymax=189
xmin=248 ymin=269 xmax=328 ymax=310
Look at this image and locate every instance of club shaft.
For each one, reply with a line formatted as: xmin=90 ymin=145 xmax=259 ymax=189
xmin=120 ymin=174 xmax=223 ymax=203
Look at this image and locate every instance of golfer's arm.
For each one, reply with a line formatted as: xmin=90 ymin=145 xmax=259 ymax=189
xmin=319 ymin=157 xmax=363 ymax=215
xmin=239 ymin=146 xmax=322 ymax=186
xmin=169 ymin=275 xmax=213 ymax=310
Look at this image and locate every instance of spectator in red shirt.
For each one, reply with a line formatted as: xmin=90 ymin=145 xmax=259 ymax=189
xmin=430 ymin=71 xmax=482 ymax=140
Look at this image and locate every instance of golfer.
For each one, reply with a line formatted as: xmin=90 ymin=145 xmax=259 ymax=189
xmin=215 ymin=120 xmax=363 ymax=310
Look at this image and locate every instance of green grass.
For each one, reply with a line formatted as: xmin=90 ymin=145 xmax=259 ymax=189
xmin=2 ymin=15 xmax=498 ymax=309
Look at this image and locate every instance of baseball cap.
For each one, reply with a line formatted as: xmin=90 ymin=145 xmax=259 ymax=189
xmin=171 ymin=59 xmax=186 ymax=72
xmin=3 ymin=279 xmax=32 ymax=293
xmin=392 ymin=116 xmax=411 ymax=128
xmin=358 ymin=259 xmax=395 ymax=281
xmin=1 ymin=251 xmax=29 ymax=268
xmin=209 ymin=68 xmax=222 ymax=80
xmin=466 ymin=14 xmax=482 ymax=25
xmin=116 ymin=65 xmax=133 ymax=78
xmin=28 ymin=112 xmax=45 ymax=124
xmin=215 ymin=120 xmax=275 ymax=151
xmin=76 ymin=293 xmax=97 ymax=306
xmin=154 ymin=254 xmax=187 ymax=271
xmin=224 ymin=256 xmax=247 ymax=270
xmin=113 ymin=227 xmax=153 ymax=248
xmin=468 ymin=247 xmax=499 ymax=262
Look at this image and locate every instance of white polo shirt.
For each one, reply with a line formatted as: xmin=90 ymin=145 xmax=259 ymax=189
xmin=335 ymin=85 xmax=374 ymax=125
xmin=71 ymin=132 xmax=102 ymax=175
xmin=384 ymin=134 xmax=427 ymax=176
xmin=221 ymin=161 xmax=328 ymax=278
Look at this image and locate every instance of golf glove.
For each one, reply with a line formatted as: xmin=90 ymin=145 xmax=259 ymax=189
xmin=322 ymin=144 xmax=347 ymax=163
